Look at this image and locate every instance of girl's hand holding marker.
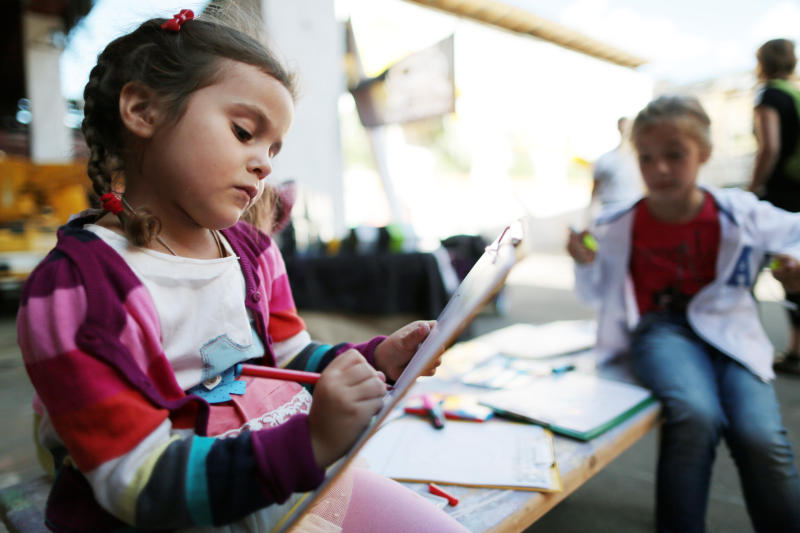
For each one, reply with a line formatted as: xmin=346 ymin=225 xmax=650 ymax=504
xmin=770 ymin=254 xmax=800 ymax=294
xmin=567 ymin=226 xmax=597 ymax=264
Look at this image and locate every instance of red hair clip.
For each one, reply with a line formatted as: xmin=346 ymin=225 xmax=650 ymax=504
xmin=161 ymin=9 xmax=194 ymax=32
xmin=100 ymin=193 xmax=123 ymax=215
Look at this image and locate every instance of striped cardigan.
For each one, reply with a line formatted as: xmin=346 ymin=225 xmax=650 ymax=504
xmin=17 ymin=214 xmax=384 ymax=531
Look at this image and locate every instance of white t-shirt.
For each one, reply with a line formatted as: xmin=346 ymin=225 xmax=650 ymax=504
xmin=86 ymin=224 xmax=260 ymax=391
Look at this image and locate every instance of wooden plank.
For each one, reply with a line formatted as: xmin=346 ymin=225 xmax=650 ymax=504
xmin=413 ymin=402 xmax=659 ymax=532
xmin=485 ymin=404 xmax=660 ymax=532
xmin=400 ymin=336 xmax=662 ymax=532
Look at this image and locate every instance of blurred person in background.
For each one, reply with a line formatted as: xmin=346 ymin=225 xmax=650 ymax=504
xmin=569 ymin=95 xmax=800 ymax=533
xmin=750 ymin=38 xmax=800 ymax=375
xmin=588 ymin=116 xmax=643 ymax=219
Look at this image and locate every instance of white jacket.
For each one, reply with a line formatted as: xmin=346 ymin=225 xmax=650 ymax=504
xmin=575 ymin=187 xmax=800 ymax=381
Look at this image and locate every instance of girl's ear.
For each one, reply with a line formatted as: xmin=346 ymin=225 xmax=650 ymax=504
xmin=119 ymin=82 xmax=162 ymax=138
xmin=700 ymin=145 xmax=712 ymax=164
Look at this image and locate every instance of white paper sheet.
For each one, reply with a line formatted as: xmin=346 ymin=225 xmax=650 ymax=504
xmin=358 ymin=417 xmax=558 ymax=490
xmin=475 ymin=319 xmax=597 ymax=359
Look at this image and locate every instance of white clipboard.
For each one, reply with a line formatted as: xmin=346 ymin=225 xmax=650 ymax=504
xmin=275 ymin=218 xmax=528 ymax=532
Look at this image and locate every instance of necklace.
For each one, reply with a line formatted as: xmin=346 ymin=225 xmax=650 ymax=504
xmin=210 ymin=228 xmax=226 ymax=258
xmin=156 ymin=229 xmax=225 ymax=258
xmin=119 ymin=197 xmax=225 ymax=258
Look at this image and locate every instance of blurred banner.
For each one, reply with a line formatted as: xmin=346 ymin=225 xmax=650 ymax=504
xmin=350 ymin=35 xmax=454 ymax=128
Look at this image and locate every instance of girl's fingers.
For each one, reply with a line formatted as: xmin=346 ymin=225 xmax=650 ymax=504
xmin=323 ymin=351 xmax=386 ymax=395
xmin=396 ymin=321 xmax=432 ymax=350
xmin=352 ymin=377 xmax=389 ymax=402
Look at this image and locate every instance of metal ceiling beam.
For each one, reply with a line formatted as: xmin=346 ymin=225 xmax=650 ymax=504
xmin=405 ymin=0 xmax=647 ymax=69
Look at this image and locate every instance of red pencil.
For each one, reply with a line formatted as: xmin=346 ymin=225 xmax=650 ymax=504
xmin=236 ymin=364 xmax=320 ymax=384
xmin=236 ymin=363 xmax=393 ymax=390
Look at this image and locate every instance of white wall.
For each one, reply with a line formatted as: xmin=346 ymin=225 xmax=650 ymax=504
xmin=260 ymin=0 xmax=346 ymax=239
xmin=24 ymin=13 xmax=72 ymax=163
xmin=341 ymin=0 xmax=654 ymax=244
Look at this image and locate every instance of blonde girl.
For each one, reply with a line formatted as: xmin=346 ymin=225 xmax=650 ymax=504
xmin=568 ymin=95 xmax=800 ymax=532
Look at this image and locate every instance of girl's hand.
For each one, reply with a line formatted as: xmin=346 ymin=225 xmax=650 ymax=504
xmin=308 ymin=349 xmax=387 ymax=468
xmin=373 ymin=320 xmax=438 ymax=381
xmin=567 ymin=228 xmax=596 ymax=265
xmin=771 ymin=254 xmax=800 ymax=294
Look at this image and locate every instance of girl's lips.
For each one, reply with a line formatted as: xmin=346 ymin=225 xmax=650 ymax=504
xmin=232 ymin=186 xmax=256 ymax=208
xmin=236 ymin=185 xmax=258 ymax=200
xmin=234 ymin=186 xmax=258 ymax=206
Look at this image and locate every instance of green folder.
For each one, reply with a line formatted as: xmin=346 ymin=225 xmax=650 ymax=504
xmin=479 ymin=372 xmax=657 ymax=441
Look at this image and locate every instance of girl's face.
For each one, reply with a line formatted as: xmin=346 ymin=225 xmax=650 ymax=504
xmin=634 ymin=121 xmax=709 ymax=207
xmin=134 ymin=59 xmax=294 ymax=233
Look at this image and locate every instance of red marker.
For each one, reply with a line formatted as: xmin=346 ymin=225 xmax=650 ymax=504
xmin=236 ymin=363 xmax=393 ymax=390
xmin=428 ymin=483 xmax=459 ymax=506
xmin=237 ymin=364 xmax=321 ymax=384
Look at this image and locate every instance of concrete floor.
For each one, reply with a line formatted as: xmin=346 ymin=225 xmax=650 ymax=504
xmin=474 ymin=261 xmax=800 ymax=533
xmin=1 ymin=252 xmax=799 ymax=532
xmin=0 ymin=305 xmax=39 ymax=492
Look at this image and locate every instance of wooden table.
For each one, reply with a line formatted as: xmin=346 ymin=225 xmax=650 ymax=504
xmin=1 ymin=325 xmax=661 ymax=533
xmin=396 ymin=334 xmax=662 ymax=532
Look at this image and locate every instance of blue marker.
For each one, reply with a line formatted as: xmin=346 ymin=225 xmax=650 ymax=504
xmin=551 ymin=364 xmax=576 ymax=374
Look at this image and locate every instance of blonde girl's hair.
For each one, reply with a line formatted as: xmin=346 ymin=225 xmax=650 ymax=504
xmin=757 ymin=39 xmax=797 ymax=80
xmin=81 ymin=8 xmax=296 ymax=246
xmin=631 ymin=94 xmax=712 ymax=156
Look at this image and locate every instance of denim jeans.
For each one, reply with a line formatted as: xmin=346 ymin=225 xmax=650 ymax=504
xmin=630 ymin=313 xmax=800 ymax=533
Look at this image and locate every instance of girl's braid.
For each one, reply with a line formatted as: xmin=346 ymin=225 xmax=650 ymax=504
xmin=81 ymin=44 xmax=160 ymax=246
xmin=81 ymin=60 xmax=116 ymax=202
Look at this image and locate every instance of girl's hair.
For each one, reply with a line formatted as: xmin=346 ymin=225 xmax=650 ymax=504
xmin=757 ymin=39 xmax=797 ymax=80
xmin=82 ymin=9 xmax=296 ymax=245
xmin=631 ymin=94 xmax=712 ymax=156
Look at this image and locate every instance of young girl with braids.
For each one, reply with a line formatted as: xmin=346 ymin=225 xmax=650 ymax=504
xmin=17 ymin=9 xmax=468 ymax=533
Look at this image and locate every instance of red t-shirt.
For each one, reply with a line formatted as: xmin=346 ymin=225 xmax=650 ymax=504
xmin=630 ymin=192 xmax=720 ymax=315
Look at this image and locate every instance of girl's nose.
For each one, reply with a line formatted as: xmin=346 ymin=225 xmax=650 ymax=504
xmin=247 ymin=151 xmax=272 ymax=180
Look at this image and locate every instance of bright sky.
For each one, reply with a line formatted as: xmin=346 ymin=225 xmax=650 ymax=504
xmin=60 ymin=0 xmax=210 ymax=99
xmin=508 ymin=0 xmax=800 ymax=84
xmin=62 ymin=0 xmax=800 ymax=99
xmin=58 ymin=0 xmax=798 ymax=236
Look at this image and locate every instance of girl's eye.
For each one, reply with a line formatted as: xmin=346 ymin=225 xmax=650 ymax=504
xmin=233 ymin=124 xmax=252 ymax=142
xmin=269 ymin=144 xmax=282 ymax=160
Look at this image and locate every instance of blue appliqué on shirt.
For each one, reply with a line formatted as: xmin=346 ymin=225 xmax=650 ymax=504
xmin=188 ymin=325 xmax=266 ymax=404
xmin=186 ymin=366 xmax=246 ymax=403
xmin=199 ymin=326 xmax=265 ymax=379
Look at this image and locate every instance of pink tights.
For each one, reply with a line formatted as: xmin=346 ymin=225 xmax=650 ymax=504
xmin=340 ymin=468 xmax=469 ymax=533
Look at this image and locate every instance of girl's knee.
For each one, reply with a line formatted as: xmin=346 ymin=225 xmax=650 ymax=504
xmin=727 ymin=421 xmax=794 ymax=461
xmin=663 ymin=397 xmax=723 ymax=444
xmin=343 ymin=468 xmax=469 ymax=533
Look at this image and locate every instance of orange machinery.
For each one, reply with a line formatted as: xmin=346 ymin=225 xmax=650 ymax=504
xmin=0 ymin=154 xmax=90 ymax=293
